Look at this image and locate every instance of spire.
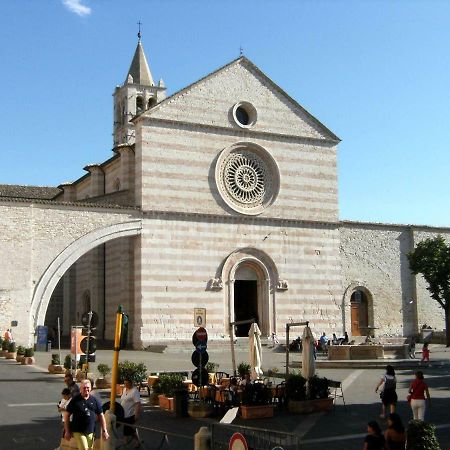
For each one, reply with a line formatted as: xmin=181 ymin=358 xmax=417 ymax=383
xmin=126 ymin=39 xmax=154 ymax=86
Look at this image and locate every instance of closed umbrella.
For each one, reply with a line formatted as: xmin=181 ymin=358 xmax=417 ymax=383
xmin=301 ymin=325 xmax=316 ymax=379
xmin=249 ymin=323 xmax=263 ymax=380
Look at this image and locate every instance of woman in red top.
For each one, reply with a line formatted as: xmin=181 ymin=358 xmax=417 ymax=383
xmin=409 ymin=370 xmax=430 ymax=421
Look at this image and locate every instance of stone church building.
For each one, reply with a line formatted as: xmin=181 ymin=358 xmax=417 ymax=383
xmin=0 ymin=39 xmax=448 ymax=347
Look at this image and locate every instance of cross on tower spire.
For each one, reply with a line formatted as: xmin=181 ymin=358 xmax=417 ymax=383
xmin=137 ymin=21 xmax=142 ymax=41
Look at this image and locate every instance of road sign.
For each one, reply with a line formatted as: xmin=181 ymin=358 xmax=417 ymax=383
xmin=195 ymin=342 xmax=207 ymax=353
xmin=192 ymin=327 xmax=208 ymax=346
xmin=191 ymin=349 xmax=209 ymax=367
xmin=229 ymin=432 xmax=248 ymax=450
xmin=81 ymin=311 xmax=99 ymax=328
xmin=272 ymin=447 xmax=284 ymax=450
xmin=192 ymin=368 xmax=209 ymax=387
xmin=194 ymin=308 xmax=206 ymax=327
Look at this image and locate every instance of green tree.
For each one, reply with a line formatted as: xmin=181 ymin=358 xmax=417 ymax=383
xmin=407 ymin=235 xmax=450 ymax=347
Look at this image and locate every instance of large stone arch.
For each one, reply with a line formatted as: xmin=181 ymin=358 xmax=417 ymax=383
xmin=31 ymin=220 xmax=142 ymax=328
xmin=221 ymin=247 xmax=279 ymax=337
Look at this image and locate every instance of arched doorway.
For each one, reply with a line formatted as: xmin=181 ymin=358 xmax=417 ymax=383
xmin=222 ymin=247 xmax=279 ymax=338
xmin=234 ymin=264 xmax=259 ymax=336
xmin=350 ymin=289 xmax=370 ymax=336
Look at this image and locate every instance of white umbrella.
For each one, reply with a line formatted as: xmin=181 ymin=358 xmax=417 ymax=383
xmin=249 ymin=323 xmax=263 ymax=380
xmin=301 ymin=325 xmax=316 ymax=379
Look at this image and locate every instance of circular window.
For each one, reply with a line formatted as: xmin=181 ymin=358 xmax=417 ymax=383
xmin=215 ymin=143 xmax=279 ymax=215
xmin=232 ymin=102 xmax=257 ymax=128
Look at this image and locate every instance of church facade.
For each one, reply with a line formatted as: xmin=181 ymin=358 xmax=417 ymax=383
xmin=0 ymin=39 xmax=447 ymax=347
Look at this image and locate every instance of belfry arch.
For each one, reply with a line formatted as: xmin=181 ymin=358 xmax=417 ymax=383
xmin=222 ymin=247 xmax=279 ymax=337
xmin=31 ymin=220 xmax=142 ymax=329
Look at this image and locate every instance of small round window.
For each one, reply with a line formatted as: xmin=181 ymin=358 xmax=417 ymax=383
xmin=232 ymin=102 xmax=257 ymax=129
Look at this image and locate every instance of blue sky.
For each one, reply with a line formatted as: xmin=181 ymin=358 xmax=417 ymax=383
xmin=1 ymin=1 xmax=450 ymax=226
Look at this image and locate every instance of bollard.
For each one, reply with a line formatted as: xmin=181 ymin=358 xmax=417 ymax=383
xmin=97 ymin=410 xmax=118 ymax=450
xmin=194 ymin=426 xmax=211 ymax=450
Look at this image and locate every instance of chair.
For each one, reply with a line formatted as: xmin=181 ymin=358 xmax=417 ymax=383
xmin=329 ymin=380 xmax=346 ymax=410
xmin=215 ymin=371 xmax=230 ymax=384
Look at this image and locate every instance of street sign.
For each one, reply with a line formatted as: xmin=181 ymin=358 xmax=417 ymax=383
xmin=229 ymin=432 xmax=248 ymax=450
xmin=194 ymin=308 xmax=206 ymax=327
xmin=192 ymin=368 xmax=209 ymax=387
xmin=80 ymin=336 xmax=97 ymax=354
xmin=272 ymin=447 xmax=284 ymax=450
xmin=192 ymin=327 xmax=208 ymax=346
xmin=195 ymin=342 xmax=207 ymax=353
xmin=191 ymin=349 xmax=209 ymax=367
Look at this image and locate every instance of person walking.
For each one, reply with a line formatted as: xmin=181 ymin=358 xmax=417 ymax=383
xmin=384 ymin=413 xmax=406 ymax=450
xmin=64 ymin=373 xmax=80 ymax=398
xmin=409 ymin=370 xmax=430 ymax=421
xmin=64 ymin=379 xmax=109 ymax=450
xmin=363 ymin=421 xmax=385 ymax=450
xmin=120 ymin=377 xmax=142 ymax=447
xmin=375 ymin=365 xmax=397 ymax=418
xmin=421 ymin=342 xmax=430 ymax=362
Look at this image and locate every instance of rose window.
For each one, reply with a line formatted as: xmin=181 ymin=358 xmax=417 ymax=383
xmin=216 ymin=145 xmax=279 ymax=215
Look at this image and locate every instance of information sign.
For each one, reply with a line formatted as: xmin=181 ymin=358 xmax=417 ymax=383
xmin=194 ymin=308 xmax=206 ymax=327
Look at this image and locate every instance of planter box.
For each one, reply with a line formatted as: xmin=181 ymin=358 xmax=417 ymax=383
xmin=95 ymin=378 xmax=111 ymax=389
xmin=288 ymin=397 xmax=333 ymax=414
xmin=158 ymin=394 xmax=174 ymax=411
xmin=188 ymin=403 xmax=213 ymax=418
xmin=240 ymin=404 xmax=274 ymax=419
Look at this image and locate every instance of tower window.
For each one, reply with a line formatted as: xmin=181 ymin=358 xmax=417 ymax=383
xmin=136 ymin=96 xmax=144 ymax=113
xmin=148 ymin=97 xmax=157 ymax=109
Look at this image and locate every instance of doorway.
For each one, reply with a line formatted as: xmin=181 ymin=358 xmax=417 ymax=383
xmin=350 ymin=290 xmax=369 ymax=336
xmin=234 ymin=280 xmax=258 ymax=336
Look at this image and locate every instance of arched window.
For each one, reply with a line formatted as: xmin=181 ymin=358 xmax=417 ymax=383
xmin=136 ymin=96 xmax=144 ymax=113
xmin=147 ymin=97 xmax=157 ymax=109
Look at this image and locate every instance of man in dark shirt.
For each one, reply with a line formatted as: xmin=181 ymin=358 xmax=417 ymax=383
xmin=64 ymin=379 xmax=109 ymax=449
xmin=64 ymin=373 xmax=80 ymax=398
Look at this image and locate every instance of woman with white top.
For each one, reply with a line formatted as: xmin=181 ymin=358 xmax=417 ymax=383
xmin=375 ymin=365 xmax=397 ymax=419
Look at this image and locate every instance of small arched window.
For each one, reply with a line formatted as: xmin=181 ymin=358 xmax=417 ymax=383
xmin=136 ymin=96 xmax=144 ymax=113
xmin=147 ymin=97 xmax=157 ymax=109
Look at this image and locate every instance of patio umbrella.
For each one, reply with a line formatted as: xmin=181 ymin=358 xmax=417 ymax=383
xmin=249 ymin=323 xmax=263 ymax=380
xmin=301 ymin=325 xmax=316 ymax=379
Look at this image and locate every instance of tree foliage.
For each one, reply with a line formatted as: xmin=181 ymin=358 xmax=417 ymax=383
xmin=408 ymin=235 xmax=450 ymax=346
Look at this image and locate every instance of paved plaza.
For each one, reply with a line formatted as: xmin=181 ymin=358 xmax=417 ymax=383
xmin=1 ymin=344 xmax=450 ymax=449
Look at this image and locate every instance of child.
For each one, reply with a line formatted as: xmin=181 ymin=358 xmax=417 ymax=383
xmin=58 ymin=388 xmax=71 ymax=423
xmin=422 ymin=342 xmax=430 ymax=362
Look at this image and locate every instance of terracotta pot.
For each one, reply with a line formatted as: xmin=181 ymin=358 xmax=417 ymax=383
xmin=287 ymin=397 xmax=333 ymax=414
xmin=95 ymin=378 xmax=111 ymax=389
xmin=16 ymin=355 xmax=25 ymax=363
xmin=21 ymin=357 xmax=35 ymax=365
xmin=188 ymin=403 xmax=213 ymax=418
xmin=240 ymin=404 xmax=274 ymax=419
xmin=158 ymin=394 xmax=174 ymax=411
xmin=48 ymin=364 xmax=65 ymax=374
xmin=6 ymin=352 xmax=17 ymax=360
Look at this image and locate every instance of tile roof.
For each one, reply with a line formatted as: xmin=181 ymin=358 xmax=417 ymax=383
xmin=0 ymin=184 xmax=61 ymax=200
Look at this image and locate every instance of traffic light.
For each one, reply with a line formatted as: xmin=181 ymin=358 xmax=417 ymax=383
xmin=119 ymin=313 xmax=129 ymax=350
xmin=80 ymin=311 xmax=98 ymax=363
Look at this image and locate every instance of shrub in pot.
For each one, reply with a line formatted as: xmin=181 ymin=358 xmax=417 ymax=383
xmin=117 ymin=360 xmax=147 ymax=384
xmin=16 ymin=345 xmax=26 ymax=363
xmin=6 ymin=341 xmax=17 ymax=359
xmin=153 ymin=373 xmax=184 ymax=411
xmin=285 ymin=373 xmax=307 ymax=402
xmin=240 ymin=382 xmax=273 ymax=419
xmin=48 ymin=353 xmax=64 ymax=374
xmin=307 ymin=375 xmax=330 ymax=400
xmin=63 ymin=354 xmax=72 ymax=374
xmin=96 ymin=363 xmax=111 ymax=389
xmin=22 ymin=347 xmax=35 ymax=365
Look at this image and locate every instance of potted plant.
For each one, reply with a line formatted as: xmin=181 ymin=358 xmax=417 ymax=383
xmin=1 ymin=339 xmax=8 ymax=356
xmin=63 ymin=354 xmax=72 ymax=374
xmin=205 ymin=362 xmax=219 ymax=384
xmin=406 ymin=419 xmax=441 ymax=450
xmin=117 ymin=360 xmax=147 ymax=395
xmin=96 ymin=363 xmax=111 ymax=389
xmin=240 ymin=381 xmax=274 ymax=419
xmin=16 ymin=345 xmax=26 ymax=363
xmin=153 ymin=373 xmax=184 ymax=411
xmin=48 ymin=353 xmax=64 ymax=374
xmin=285 ymin=373 xmax=333 ymax=414
xmin=22 ymin=347 xmax=35 ymax=365
xmin=237 ymin=362 xmax=251 ymax=378
xmin=5 ymin=341 xmax=17 ymax=359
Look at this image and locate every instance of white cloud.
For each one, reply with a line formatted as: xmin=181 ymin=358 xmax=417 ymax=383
xmin=62 ymin=0 xmax=92 ymax=17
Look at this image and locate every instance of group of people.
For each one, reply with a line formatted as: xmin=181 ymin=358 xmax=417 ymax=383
xmin=364 ymin=366 xmax=431 ymax=449
xmin=57 ymin=373 xmax=142 ymax=450
xmin=407 ymin=337 xmax=431 ymax=362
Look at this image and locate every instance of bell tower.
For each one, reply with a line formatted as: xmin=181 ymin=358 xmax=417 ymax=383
xmin=113 ymin=31 xmax=166 ymax=146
